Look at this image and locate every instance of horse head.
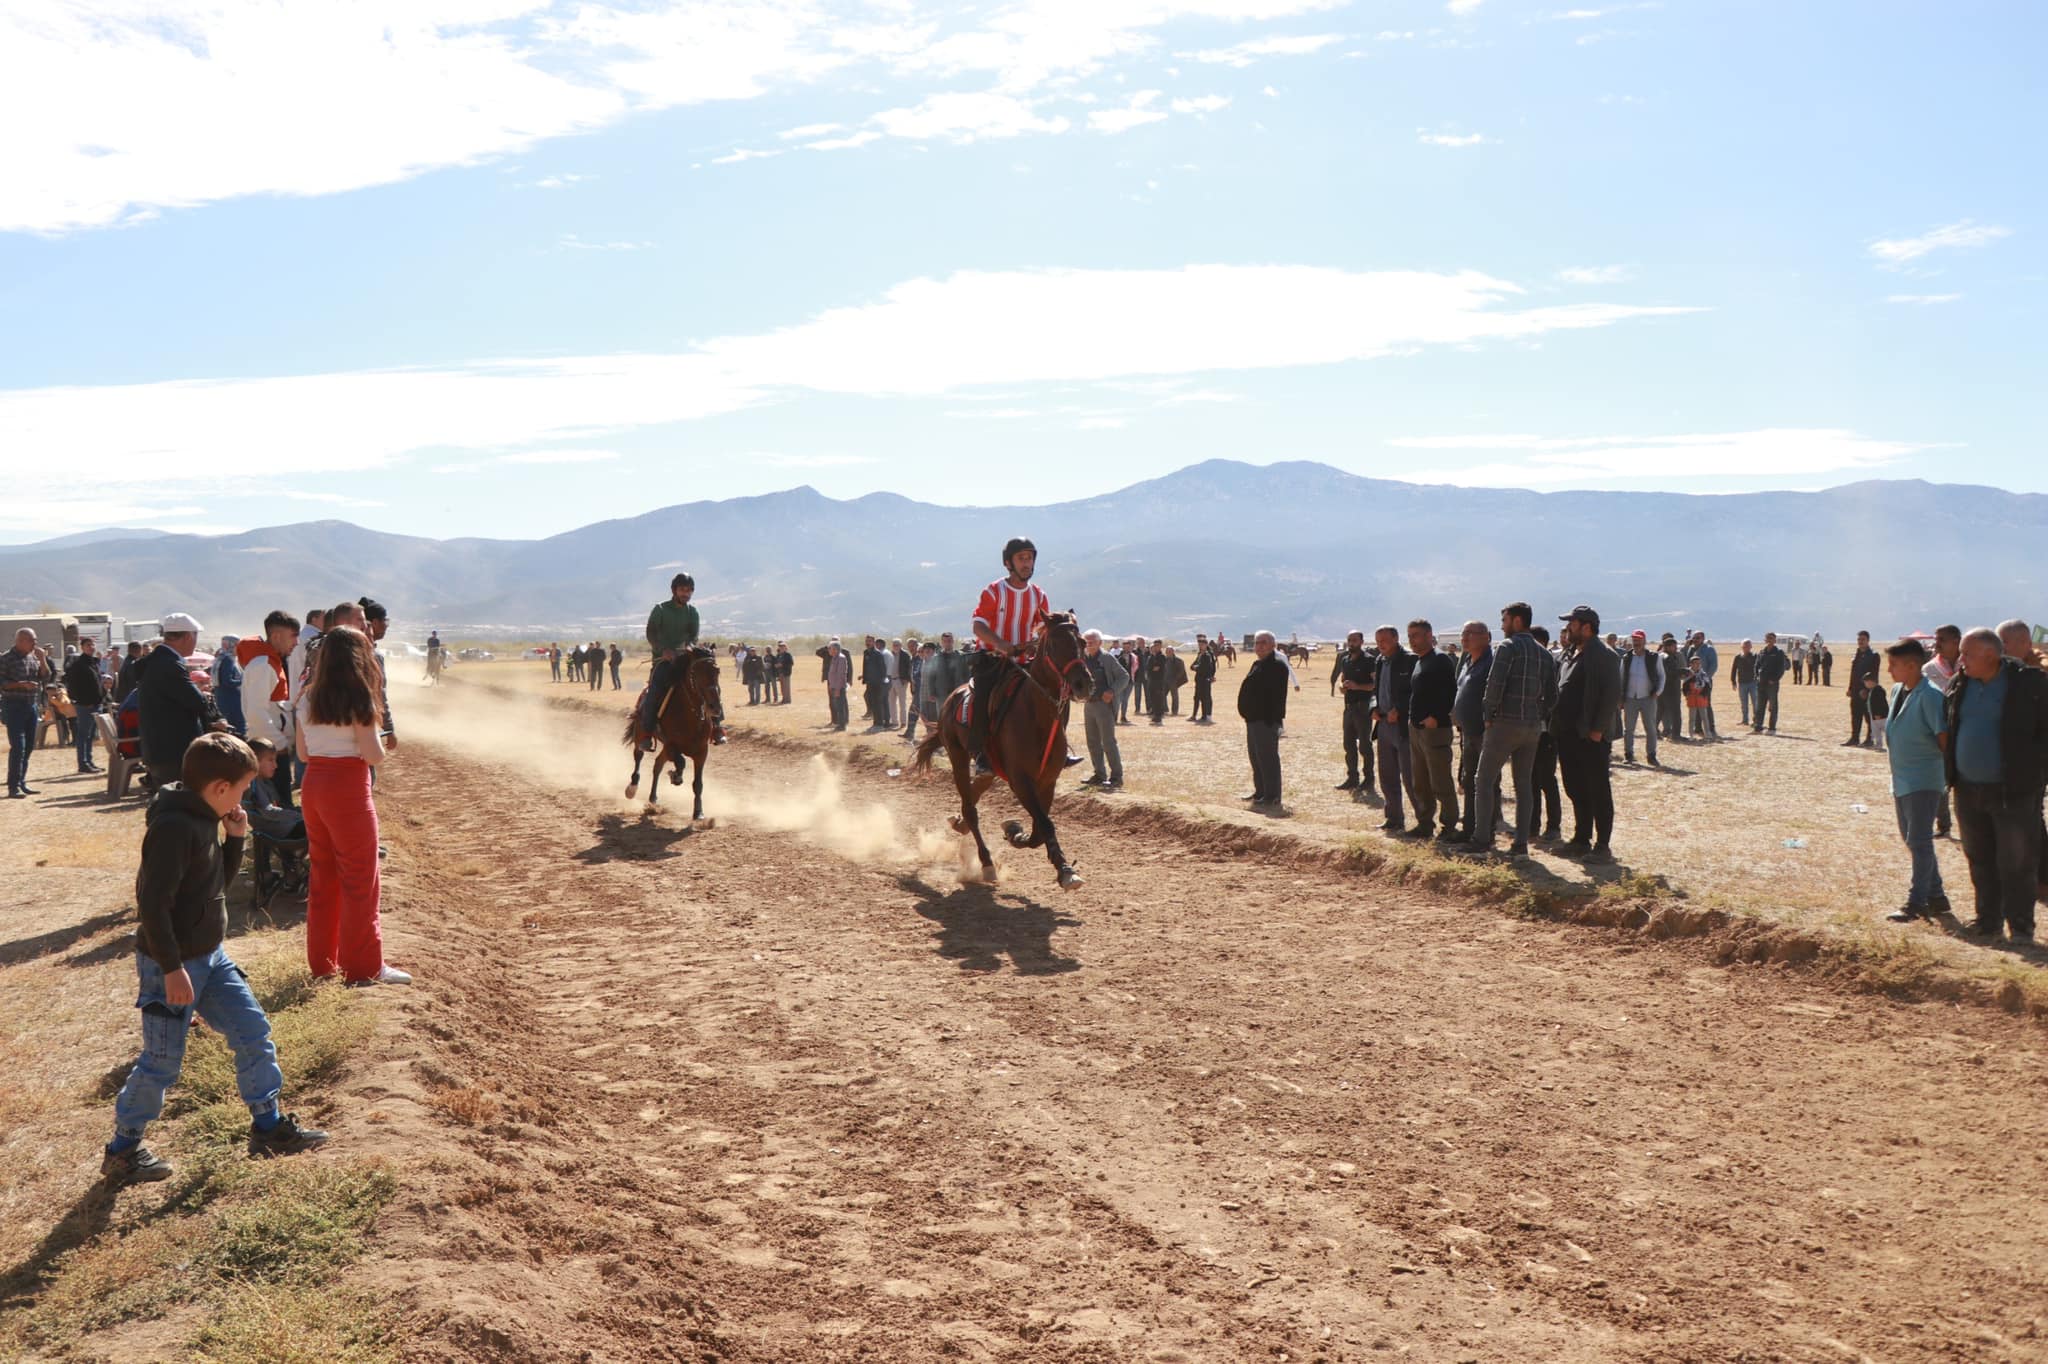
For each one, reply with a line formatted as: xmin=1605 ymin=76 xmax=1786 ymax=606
xmin=1035 ymin=612 xmax=1092 ymax=700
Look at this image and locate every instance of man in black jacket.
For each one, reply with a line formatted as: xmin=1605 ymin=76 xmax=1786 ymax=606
xmin=1404 ymin=621 xmax=1459 ymax=839
xmin=138 ymin=612 xmax=228 ymax=791
xmin=116 ymin=641 xmax=146 ymax=706
xmin=1844 ymin=631 xmax=1880 ymax=746
xmin=1332 ymin=630 xmax=1377 ymax=795
xmin=1754 ymin=633 xmax=1789 ymax=733
xmin=1189 ymin=644 xmax=1217 ymax=723
xmin=1371 ymin=626 xmax=1416 ymax=831
xmin=1943 ymin=627 xmax=2048 ymax=942
xmin=1144 ymin=641 xmax=1169 ymax=725
xmin=1238 ymin=631 xmax=1289 ymax=807
xmin=65 ymin=636 xmax=107 ymax=773
xmin=1552 ymin=605 xmax=1622 ymax=863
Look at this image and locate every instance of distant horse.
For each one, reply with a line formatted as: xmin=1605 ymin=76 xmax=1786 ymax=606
xmin=913 ymin=613 xmax=1091 ymax=890
xmin=621 ymin=648 xmax=722 ymax=820
xmin=1282 ymin=642 xmax=1312 ymax=666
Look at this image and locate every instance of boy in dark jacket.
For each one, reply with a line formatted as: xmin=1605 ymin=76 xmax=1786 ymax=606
xmin=103 ymin=733 xmax=328 ymax=1185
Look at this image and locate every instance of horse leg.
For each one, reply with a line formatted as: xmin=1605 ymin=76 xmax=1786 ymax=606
xmin=949 ymin=740 xmax=997 ymax=881
xmin=689 ymin=747 xmax=705 ymax=821
xmin=1017 ymin=773 xmax=1080 ymax=889
xmin=625 ymin=746 xmax=645 ymax=800
xmin=647 ymin=745 xmax=668 ymax=807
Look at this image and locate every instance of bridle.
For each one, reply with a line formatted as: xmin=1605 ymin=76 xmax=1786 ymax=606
xmin=1021 ymin=620 xmax=1091 ymax=707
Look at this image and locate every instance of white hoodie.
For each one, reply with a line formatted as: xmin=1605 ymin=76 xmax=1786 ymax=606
xmin=241 ymin=650 xmax=290 ymax=749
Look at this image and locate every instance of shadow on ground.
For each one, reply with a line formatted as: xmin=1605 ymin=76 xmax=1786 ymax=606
xmin=895 ymin=873 xmax=1082 ymax=977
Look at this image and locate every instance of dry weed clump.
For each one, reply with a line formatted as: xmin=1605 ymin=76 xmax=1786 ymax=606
xmin=428 ymin=1085 xmax=502 ymax=1127
xmin=189 ymin=1283 xmax=397 ymax=1364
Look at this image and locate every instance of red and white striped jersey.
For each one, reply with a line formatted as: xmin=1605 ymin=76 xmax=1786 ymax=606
xmin=974 ymin=579 xmax=1050 ymax=649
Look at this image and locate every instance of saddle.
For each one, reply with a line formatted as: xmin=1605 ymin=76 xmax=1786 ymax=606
xmin=958 ymin=661 xmax=1030 ymax=729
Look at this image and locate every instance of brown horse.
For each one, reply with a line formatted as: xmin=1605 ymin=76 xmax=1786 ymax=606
xmin=913 ymin=612 xmax=1092 ymax=890
xmin=620 ymin=648 xmax=722 ymax=819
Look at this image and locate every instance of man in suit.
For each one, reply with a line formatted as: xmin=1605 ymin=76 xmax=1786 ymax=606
xmin=1844 ymin=631 xmax=1880 ymax=746
xmin=861 ymin=637 xmax=890 ymax=730
xmin=1552 ymin=605 xmax=1622 ymax=864
xmin=1372 ymin=625 xmax=1416 ymax=832
xmin=1189 ymin=643 xmax=1217 ymax=723
xmin=1144 ymin=641 xmax=1169 ymax=725
xmin=1331 ymin=630 xmax=1377 ymax=795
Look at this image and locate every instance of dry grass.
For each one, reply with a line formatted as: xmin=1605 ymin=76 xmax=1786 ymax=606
xmin=189 ymin=1283 xmax=397 ymax=1364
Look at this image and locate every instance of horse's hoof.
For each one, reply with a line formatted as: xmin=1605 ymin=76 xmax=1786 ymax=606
xmin=1058 ymin=866 xmax=1083 ymax=890
xmin=624 ymin=782 xmax=639 ymax=799
xmin=1002 ymin=819 xmax=1026 ymax=847
xmin=948 ymin=815 xmax=967 ymax=835
xmin=981 ymin=866 xmax=1000 ymax=885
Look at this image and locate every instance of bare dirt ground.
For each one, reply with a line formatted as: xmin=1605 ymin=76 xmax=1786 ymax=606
xmin=5 ymin=670 xmax=2048 ymax=1362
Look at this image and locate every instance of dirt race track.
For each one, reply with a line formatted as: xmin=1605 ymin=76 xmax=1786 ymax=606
xmin=307 ymin=677 xmax=2046 ymax=1364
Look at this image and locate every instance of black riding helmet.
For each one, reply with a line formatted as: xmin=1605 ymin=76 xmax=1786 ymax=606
xmin=1001 ymin=537 xmax=1036 ymax=569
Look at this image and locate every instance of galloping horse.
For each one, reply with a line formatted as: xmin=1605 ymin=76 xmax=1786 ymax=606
xmin=621 ymin=648 xmax=722 ymax=819
xmin=913 ymin=612 xmax=1091 ymax=890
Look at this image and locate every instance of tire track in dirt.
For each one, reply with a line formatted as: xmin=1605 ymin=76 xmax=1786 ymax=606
xmin=350 ymin=693 xmax=2048 ymax=1363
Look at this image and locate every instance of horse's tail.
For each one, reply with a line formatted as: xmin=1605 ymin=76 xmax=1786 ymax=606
xmin=620 ymin=711 xmax=640 ymax=748
xmin=912 ymin=696 xmax=954 ymax=775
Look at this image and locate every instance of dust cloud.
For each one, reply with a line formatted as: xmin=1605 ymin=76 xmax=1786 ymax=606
xmin=390 ymin=673 xmax=984 ymax=883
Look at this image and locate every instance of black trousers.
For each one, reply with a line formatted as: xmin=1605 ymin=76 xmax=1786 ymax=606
xmin=1341 ymin=702 xmax=1374 ymax=785
xmin=1532 ymin=731 xmax=1562 ymax=832
xmin=1192 ymin=680 xmax=1213 ymax=720
xmin=1556 ymin=733 xmax=1614 ymax=847
xmin=864 ymin=683 xmax=890 ymax=726
xmin=1458 ymin=728 xmax=1497 ymax=835
xmin=1753 ymin=680 xmax=1780 ymax=731
xmin=1848 ymin=695 xmax=1868 ymax=743
xmin=1953 ymin=783 xmax=2041 ymax=936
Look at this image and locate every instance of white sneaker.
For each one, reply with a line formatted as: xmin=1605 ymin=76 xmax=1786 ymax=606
xmin=373 ymin=965 xmax=412 ymax=985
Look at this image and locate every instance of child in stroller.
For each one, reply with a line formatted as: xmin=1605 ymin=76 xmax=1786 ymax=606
xmin=243 ymin=739 xmax=308 ymax=908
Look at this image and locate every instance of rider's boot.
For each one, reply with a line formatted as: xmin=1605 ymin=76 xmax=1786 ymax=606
xmin=968 ymin=695 xmax=993 ymax=776
xmin=637 ymin=688 xmax=659 ymax=752
xmin=711 ymin=705 xmax=728 ymax=745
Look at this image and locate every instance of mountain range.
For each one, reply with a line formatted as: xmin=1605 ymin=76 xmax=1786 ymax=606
xmin=2 ymin=461 xmax=2041 ymax=642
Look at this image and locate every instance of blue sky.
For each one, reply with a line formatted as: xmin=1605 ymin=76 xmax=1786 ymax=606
xmin=1 ymin=0 xmax=2039 ymax=543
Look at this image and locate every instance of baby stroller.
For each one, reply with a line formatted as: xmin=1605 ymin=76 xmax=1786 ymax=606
xmin=250 ymin=823 xmax=310 ymax=912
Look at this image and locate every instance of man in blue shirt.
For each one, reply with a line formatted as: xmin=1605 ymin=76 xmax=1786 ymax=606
xmin=1881 ymin=639 xmax=1950 ymax=923
xmin=1943 ymin=627 xmax=2048 ymax=942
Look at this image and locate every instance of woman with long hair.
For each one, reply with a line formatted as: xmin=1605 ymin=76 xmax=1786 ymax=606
xmin=294 ymin=626 xmax=409 ymax=986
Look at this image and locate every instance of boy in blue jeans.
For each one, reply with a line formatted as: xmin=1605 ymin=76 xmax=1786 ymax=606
xmin=103 ymin=732 xmax=329 ymax=1185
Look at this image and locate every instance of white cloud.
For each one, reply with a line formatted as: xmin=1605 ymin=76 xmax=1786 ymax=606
xmin=1263 ymin=83 xmax=1282 ymax=97
xmin=1418 ymin=131 xmax=1493 ymax=147
xmin=1089 ymin=90 xmax=1168 ymax=134
xmin=1557 ymin=265 xmax=1633 ymax=285
xmin=712 ymin=147 xmax=783 ymax=165
xmin=1076 ymin=415 xmax=1129 ymax=429
xmin=1179 ymin=33 xmax=1344 ymax=66
xmin=521 ymin=173 xmax=593 ymax=190
xmin=805 ymin=129 xmax=883 ymax=151
xmin=872 ymin=92 xmax=1071 ymax=142
xmin=1447 ymin=0 xmax=1485 ymax=14
xmin=1885 ymin=293 xmax=1961 ymax=305
xmin=1868 ymin=220 xmax=2012 ymax=266
xmin=1 ymin=265 xmax=1698 ymax=488
xmin=1391 ymin=429 xmax=1925 ymax=484
xmin=746 ymin=453 xmax=880 ymax=467
xmin=12 ymin=1 xmax=1357 ymax=231
xmin=1170 ymin=94 xmax=1232 ymax=114
xmin=499 ymin=448 xmax=622 ymax=464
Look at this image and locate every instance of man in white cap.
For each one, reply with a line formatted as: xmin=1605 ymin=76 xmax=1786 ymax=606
xmin=138 ymin=612 xmax=230 ymax=790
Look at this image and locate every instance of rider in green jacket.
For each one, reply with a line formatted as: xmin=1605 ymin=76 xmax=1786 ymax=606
xmin=639 ymin=573 xmax=725 ymax=748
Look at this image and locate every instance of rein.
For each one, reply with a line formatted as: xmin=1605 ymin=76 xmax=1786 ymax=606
xmin=1015 ymin=631 xmax=1088 ymax=778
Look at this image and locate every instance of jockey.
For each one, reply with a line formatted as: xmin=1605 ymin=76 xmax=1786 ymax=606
xmin=967 ymin=537 xmax=1052 ymax=775
xmin=640 ymin=572 xmax=725 ymax=750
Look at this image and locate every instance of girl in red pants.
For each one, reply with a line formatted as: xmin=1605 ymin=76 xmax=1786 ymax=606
xmin=294 ymin=626 xmax=410 ymax=987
